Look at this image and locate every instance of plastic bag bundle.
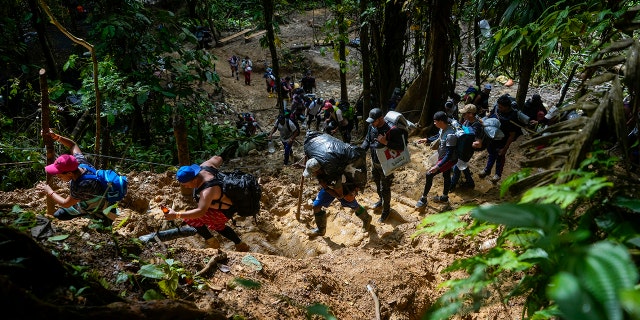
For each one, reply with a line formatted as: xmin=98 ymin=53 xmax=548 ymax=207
xmin=304 ymin=131 xmax=367 ymax=189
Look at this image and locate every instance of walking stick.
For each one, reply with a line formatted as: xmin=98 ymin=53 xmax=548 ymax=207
xmin=296 ymin=156 xmax=307 ymax=221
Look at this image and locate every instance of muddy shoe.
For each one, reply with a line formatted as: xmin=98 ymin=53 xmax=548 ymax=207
xmin=490 ymin=174 xmax=501 ymax=183
xmin=371 ymin=200 xmax=382 ymax=209
xmin=307 ymin=227 xmax=326 ymax=237
xmin=415 ymin=197 xmax=428 ymax=208
xmin=378 ymin=210 xmax=390 ymax=223
xmin=235 ymin=242 xmax=250 ymax=252
xmin=205 ymin=237 xmax=220 ymax=249
xmin=432 ymin=195 xmax=449 ymax=203
xmin=478 ymin=170 xmax=489 ymax=178
xmin=358 ymin=212 xmax=372 ymax=230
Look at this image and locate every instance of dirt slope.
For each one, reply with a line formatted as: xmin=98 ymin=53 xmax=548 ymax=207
xmin=0 ymin=9 xmax=561 ymax=319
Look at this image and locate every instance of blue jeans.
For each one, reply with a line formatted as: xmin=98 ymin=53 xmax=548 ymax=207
xmin=483 ymin=140 xmax=507 ymax=176
xmin=312 ymin=188 xmax=360 ymax=210
xmin=451 ymin=165 xmax=474 ymax=187
xmin=282 ymin=140 xmax=293 ymax=164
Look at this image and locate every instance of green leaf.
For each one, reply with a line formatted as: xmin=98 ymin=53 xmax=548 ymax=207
xmin=413 ymin=206 xmax=474 ymax=237
xmin=471 ymin=203 xmax=561 ymax=233
xmin=613 ymin=196 xmax=640 ymax=213
xmin=233 ymin=277 xmax=261 ymax=289
xmin=138 ymin=264 xmax=167 ymax=279
xmin=47 ymin=234 xmax=70 ymax=241
xmin=548 ymin=272 xmax=602 ymax=320
xmin=142 ymin=289 xmax=164 ymax=301
xmin=306 ymin=303 xmax=337 ymax=320
xmin=619 ymin=289 xmax=640 ymax=319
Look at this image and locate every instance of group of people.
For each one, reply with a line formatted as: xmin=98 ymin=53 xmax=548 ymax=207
xmin=228 ymin=55 xmax=253 ymax=85
xmin=414 ymin=89 xmax=542 ymax=208
xmin=37 ymin=130 xmax=251 ymax=251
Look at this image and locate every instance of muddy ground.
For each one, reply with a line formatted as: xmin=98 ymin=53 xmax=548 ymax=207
xmin=0 ymin=9 xmax=569 ymax=319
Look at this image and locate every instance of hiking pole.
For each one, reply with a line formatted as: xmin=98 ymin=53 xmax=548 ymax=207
xmin=296 ymin=156 xmax=307 ymax=221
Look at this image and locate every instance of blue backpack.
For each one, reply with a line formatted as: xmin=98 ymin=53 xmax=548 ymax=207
xmin=78 ymin=164 xmax=128 ymax=203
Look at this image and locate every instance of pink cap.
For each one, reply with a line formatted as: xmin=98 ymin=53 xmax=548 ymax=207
xmin=45 ymin=154 xmax=79 ymax=175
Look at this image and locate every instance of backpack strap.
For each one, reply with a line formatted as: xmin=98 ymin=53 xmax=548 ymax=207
xmin=193 ymin=166 xmax=232 ymax=209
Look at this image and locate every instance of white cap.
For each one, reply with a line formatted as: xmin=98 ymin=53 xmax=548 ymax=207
xmin=303 ymin=158 xmax=321 ymax=178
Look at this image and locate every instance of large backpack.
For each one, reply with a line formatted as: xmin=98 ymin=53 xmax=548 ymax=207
xmin=452 ymin=123 xmax=476 ymax=162
xmin=78 ymin=164 xmax=128 ymax=203
xmin=338 ymin=101 xmax=355 ymax=121
xmin=196 ymin=167 xmax=262 ymax=220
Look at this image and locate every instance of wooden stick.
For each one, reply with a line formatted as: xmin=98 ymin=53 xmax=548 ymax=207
xmin=296 ymin=174 xmax=304 ymax=221
xmin=367 ymin=284 xmax=381 ymax=320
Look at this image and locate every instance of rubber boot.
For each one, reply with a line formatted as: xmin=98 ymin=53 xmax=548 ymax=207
xmin=138 ymin=226 xmax=198 ymax=243
xmin=308 ymin=210 xmax=327 ymax=237
xmin=356 ymin=208 xmax=372 ymax=231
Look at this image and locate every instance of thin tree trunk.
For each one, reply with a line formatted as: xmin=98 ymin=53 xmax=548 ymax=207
xmin=262 ymin=0 xmax=283 ymax=114
xmin=39 ymin=69 xmax=55 ymax=215
xmin=173 ymin=110 xmax=191 ymax=196
xmin=28 ymin=0 xmax=58 ymax=79
xmin=359 ymin=0 xmax=372 ymax=133
xmin=336 ymin=0 xmax=348 ymax=102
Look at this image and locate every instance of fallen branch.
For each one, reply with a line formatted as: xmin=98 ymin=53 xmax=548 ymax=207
xmin=366 ymin=284 xmax=381 ymax=320
xmin=195 ymin=251 xmax=228 ymax=277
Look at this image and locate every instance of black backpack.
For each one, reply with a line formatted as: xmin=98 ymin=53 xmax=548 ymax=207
xmin=195 ymin=167 xmax=262 ymax=221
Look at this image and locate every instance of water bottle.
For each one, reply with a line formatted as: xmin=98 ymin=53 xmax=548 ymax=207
xmin=268 ymin=140 xmax=275 ymax=153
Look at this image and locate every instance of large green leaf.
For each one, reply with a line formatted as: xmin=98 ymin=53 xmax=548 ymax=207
xmin=548 ymin=272 xmax=603 ymax=320
xmin=471 ymin=203 xmax=561 ymax=233
xmin=138 ymin=264 xmax=167 ymax=279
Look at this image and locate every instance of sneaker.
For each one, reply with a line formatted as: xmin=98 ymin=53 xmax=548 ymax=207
xmin=378 ymin=210 xmax=390 ymax=222
xmin=490 ymin=174 xmax=501 ymax=183
xmin=432 ymin=195 xmax=449 ymax=203
xmin=235 ymin=242 xmax=250 ymax=252
xmin=415 ymin=197 xmax=428 ymax=208
xmin=372 ymin=200 xmax=382 ymax=209
xmin=478 ymin=170 xmax=489 ymax=178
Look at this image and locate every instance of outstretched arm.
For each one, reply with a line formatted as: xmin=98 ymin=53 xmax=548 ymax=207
xmin=46 ymin=129 xmax=82 ymax=155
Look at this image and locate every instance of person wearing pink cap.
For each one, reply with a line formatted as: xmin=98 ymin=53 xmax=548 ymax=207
xmin=162 ymin=155 xmax=250 ymax=251
xmin=36 ymin=130 xmax=117 ymax=224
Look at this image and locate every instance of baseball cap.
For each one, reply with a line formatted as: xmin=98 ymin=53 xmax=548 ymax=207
xmin=366 ymin=108 xmax=384 ymax=123
xmin=322 ymin=102 xmax=333 ymax=110
xmin=460 ymin=104 xmax=477 ymax=114
xmin=176 ymin=164 xmax=201 ymax=183
xmin=45 ymin=154 xmax=79 ymax=175
xmin=303 ymin=158 xmax=321 ymax=178
xmin=484 ymin=84 xmax=492 ymax=90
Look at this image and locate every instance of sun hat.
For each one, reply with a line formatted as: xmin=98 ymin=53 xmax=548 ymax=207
xmin=176 ymin=164 xmax=201 ymax=183
xmin=460 ymin=104 xmax=477 ymax=114
xmin=45 ymin=154 xmax=79 ymax=175
xmin=303 ymin=158 xmax=322 ymax=178
xmin=366 ymin=108 xmax=384 ymax=123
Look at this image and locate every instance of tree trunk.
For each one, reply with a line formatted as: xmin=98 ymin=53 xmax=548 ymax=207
xmin=173 ymin=110 xmax=191 ymax=196
xmin=377 ymin=0 xmax=408 ymax=111
xmin=516 ymin=47 xmax=537 ymax=107
xmin=28 ymin=0 xmax=58 ymax=79
xmin=359 ymin=0 xmax=372 ymax=131
xmin=262 ymin=0 xmax=283 ymax=114
xmin=336 ymin=0 xmax=348 ymax=102
xmin=39 ymin=69 xmax=55 ymax=216
xmin=395 ymin=0 xmax=453 ymax=132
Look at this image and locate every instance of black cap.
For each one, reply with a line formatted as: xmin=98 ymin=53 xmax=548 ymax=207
xmin=366 ymin=108 xmax=384 ymax=123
